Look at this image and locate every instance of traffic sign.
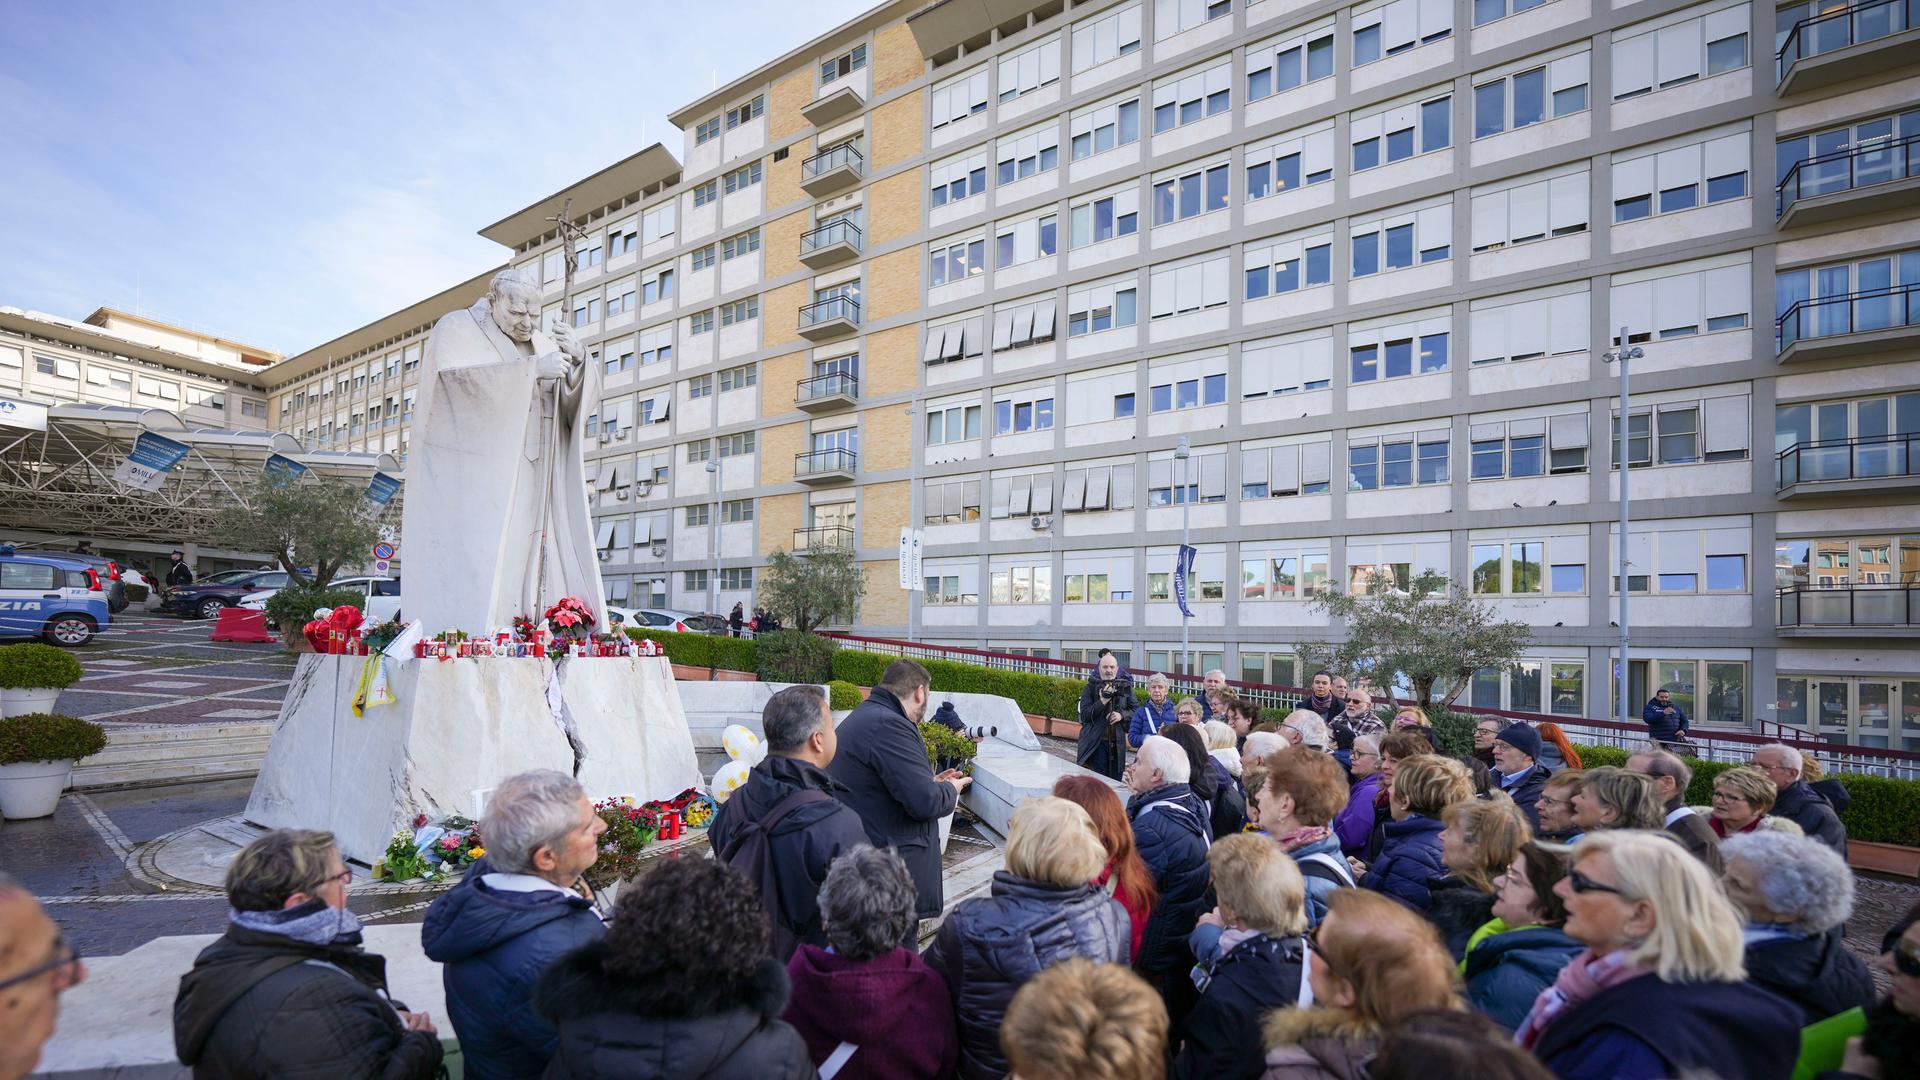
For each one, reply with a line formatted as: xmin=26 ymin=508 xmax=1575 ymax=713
xmin=373 ymin=542 xmax=395 ymax=561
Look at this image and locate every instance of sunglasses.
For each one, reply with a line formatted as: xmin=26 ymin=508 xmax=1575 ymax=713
xmin=1567 ymin=869 xmax=1626 ymax=897
xmin=1346 ymin=699 xmax=1366 ymax=706
xmin=1881 ymin=926 xmax=1920 ymax=975
xmin=0 ymin=934 xmax=81 ymax=993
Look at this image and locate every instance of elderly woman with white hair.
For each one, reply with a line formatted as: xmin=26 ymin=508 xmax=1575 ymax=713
xmin=1129 ymin=672 xmax=1178 ymax=749
xmin=1517 ymin=831 xmax=1803 ymax=1080
xmin=1721 ymin=831 xmax=1875 ymax=1025
xmin=1280 ymin=709 xmax=1332 ymax=752
xmin=1241 ymin=729 xmax=1288 ymax=779
xmin=1126 ymin=734 xmax=1214 ymax=1026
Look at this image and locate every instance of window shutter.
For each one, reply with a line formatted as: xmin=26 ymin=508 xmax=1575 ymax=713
xmin=1301 ymin=441 xmax=1331 ymax=486
xmin=634 ymin=516 xmax=655 ymax=545
xmin=1549 ymin=411 xmax=1590 ymax=449
xmin=1086 ymin=467 xmax=1111 ymax=510
xmin=1418 ymin=0 xmax=1450 ymax=39
xmin=1242 ymin=447 xmax=1270 ymax=488
xmin=1549 ymin=291 xmax=1589 ymax=354
xmin=1012 ymin=304 xmax=1036 ymax=345
xmin=1063 ymin=470 xmax=1088 ymax=511
xmin=1201 ymin=257 xmax=1229 ymax=309
xmin=1150 ymin=268 xmax=1177 ymax=318
xmin=1510 ymin=180 xmax=1549 ymax=240
xmin=1471 ymin=191 xmax=1508 ymax=250
xmin=1655 ymin=22 xmax=1703 ymax=86
xmin=1351 ymin=112 xmax=1384 ymax=144
xmin=1200 ymin=453 xmax=1227 ymax=500
xmin=1031 ymin=475 xmax=1055 ymax=513
xmin=1614 ymin=154 xmax=1656 ymax=201
xmin=597 ymin=521 xmax=617 ymax=548
xmin=1613 ymin=33 xmax=1656 ymax=96
xmin=1658 ymin=529 xmax=1702 ymax=576
xmin=1009 ymin=476 xmax=1032 ymax=514
xmin=1111 ymin=463 xmax=1136 ymax=508
xmin=1548 ymin=173 xmax=1587 ymax=231
xmin=1701 ymin=264 xmax=1748 ymax=322
xmin=1702 ymin=395 xmax=1749 ymax=453
xmin=1612 ymin=280 xmax=1654 ymax=340
xmin=1653 ymin=271 xmax=1702 ymax=333
xmin=991 ymin=475 xmax=1014 ymax=517
xmin=1149 ymin=457 xmax=1172 ymax=493
xmin=1470 ymin=305 xmax=1507 ymax=362
xmin=1272 ymin=443 xmax=1301 ymax=492
xmin=1549 ymin=51 xmax=1589 ymax=92
xmin=1703 ymin=132 xmax=1748 ymax=178
xmin=1034 ymin=299 xmax=1058 ymax=340
xmin=1415 ymin=203 xmax=1451 ymax=246
xmin=1656 ymin=145 xmax=1702 ymax=194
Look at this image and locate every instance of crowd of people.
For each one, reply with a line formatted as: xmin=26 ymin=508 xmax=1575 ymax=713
xmin=3 ymin=659 xmax=1912 ymax=1080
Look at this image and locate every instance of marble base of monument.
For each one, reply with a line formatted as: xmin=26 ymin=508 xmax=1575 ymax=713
xmin=246 ymin=653 xmax=701 ymax=866
xmin=961 ymin=730 xmax=1126 ymax=837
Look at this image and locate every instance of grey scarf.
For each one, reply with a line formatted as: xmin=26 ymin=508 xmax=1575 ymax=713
xmin=230 ymin=902 xmax=363 ymax=947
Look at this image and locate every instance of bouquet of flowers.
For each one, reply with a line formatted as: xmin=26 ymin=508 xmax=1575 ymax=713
xmin=544 ymin=597 xmax=596 ymax=643
xmin=512 ymin=615 xmax=540 ymax=642
xmin=585 ymin=797 xmax=659 ymax=890
xmin=361 ymin=616 xmax=407 ymax=654
xmin=375 ymin=814 xmax=486 ymax=881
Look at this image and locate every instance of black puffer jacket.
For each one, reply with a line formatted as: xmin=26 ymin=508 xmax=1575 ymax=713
xmin=1745 ymin=928 xmax=1877 ymax=1026
xmin=923 ymin=871 xmax=1129 ymax=1080
xmin=1129 ymin=784 xmax=1214 ymax=973
xmin=534 ymin=940 xmax=814 ymax=1080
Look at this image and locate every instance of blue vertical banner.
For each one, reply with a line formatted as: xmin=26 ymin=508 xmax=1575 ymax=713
xmin=263 ymin=454 xmax=307 ymax=484
xmin=1174 ymin=543 xmax=1197 ymax=618
xmin=364 ymin=472 xmax=402 ymax=507
xmin=112 ymin=431 xmax=191 ymax=492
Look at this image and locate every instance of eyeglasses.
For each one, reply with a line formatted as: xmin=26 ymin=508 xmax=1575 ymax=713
xmin=1567 ymin=869 xmax=1626 ymax=897
xmin=323 ymin=867 xmax=353 ymax=888
xmin=0 ymin=934 xmax=81 ymax=993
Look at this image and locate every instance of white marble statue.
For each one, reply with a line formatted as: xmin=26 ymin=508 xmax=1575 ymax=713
xmin=401 ymin=268 xmax=604 ymax=635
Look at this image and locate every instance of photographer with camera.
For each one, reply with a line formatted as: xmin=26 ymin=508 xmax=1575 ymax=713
xmin=1076 ymin=649 xmax=1137 ymax=781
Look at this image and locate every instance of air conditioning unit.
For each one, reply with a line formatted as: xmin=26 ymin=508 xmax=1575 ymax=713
xmin=596 ymin=550 xmax=612 ymax=563
xmin=650 ymin=542 xmax=668 ymax=558
xmin=1029 ymin=515 xmax=1051 ymax=530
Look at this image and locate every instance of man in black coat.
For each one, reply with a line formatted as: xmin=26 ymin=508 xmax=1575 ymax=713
xmin=173 ymin=829 xmax=442 ymax=1080
xmin=1754 ymin=743 xmax=1848 ymax=855
xmin=1489 ymin=723 xmax=1553 ymax=830
xmin=1075 ymin=649 xmax=1135 ymax=780
xmin=709 ymin=685 xmax=869 ymax=957
xmin=1626 ymin=747 xmax=1725 ymax=873
xmin=826 ymin=659 xmax=968 ymax=921
xmin=166 ymin=551 xmax=194 ymax=589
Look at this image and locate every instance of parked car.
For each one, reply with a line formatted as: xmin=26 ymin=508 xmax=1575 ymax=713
xmin=0 ymin=546 xmax=112 ymax=646
xmin=240 ymin=576 xmax=400 ymax=624
xmin=603 ymin=607 xmax=725 ymax=634
xmin=161 ymin=569 xmax=289 ymax=620
xmin=8 ymin=549 xmax=129 ymax=614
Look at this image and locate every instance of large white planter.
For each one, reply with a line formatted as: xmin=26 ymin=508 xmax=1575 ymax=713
xmin=0 ymin=759 xmax=74 ymax=819
xmin=1 ymin=687 xmax=62 ymax=718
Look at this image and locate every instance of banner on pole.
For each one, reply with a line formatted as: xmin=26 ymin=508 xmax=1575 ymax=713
xmin=898 ymin=527 xmax=924 ymax=590
xmin=365 ymin=472 xmax=402 ymax=507
xmin=0 ymin=396 xmax=49 ymax=432
xmin=112 ymin=431 xmax=191 ymax=492
xmin=1173 ymin=544 xmax=1196 ymax=618
xmin=263 ymin=453 xmax=307 ymax=484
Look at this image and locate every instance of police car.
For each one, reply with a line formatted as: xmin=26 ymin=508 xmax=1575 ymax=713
xmin=0 ymin=545 xmax=111 ymax=646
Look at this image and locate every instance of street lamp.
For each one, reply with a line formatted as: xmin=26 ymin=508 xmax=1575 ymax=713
xmin=706 ymin=458 xmax=720 ymax=621
xmin=1604 ymin=327 xmax=1644 ymax=727
xmin=906 ymin=404 xmax=918 ymax=645
xmin=1175 ymin=435 xmax=1191 ymax=679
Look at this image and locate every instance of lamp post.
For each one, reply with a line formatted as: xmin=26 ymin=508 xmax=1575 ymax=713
xmin=706 ymin=458 xmax=720 ymax=622
xmin=1604 ymin=327 xmax=1643 ymax=726
xmin=906 ymin=403 xmax=918 ymax=645
xmin=1175 ymin=435 xmax=1191 ymax=679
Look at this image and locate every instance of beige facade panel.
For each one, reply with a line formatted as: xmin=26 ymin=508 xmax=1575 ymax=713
xmin=758 ymin=420 xmax=805 ymax=486
xmin=866 ymin=171 xmax=922 ymax=245
xmin=862 ymin=403 xmax=911 ymax=472
xmin=762 ymin=350 xmax=808 ymax=416
xmin=759 ymin=492 xmax=807 ymax=557
xmin=864 ymin=324 xmax=919 ymax=397
xmin=861 ymin=479 xmax=910 ymax=549
xmin=769 ymin=68 xmax=814 ymax=143
xmin=869 ymin=90 xmax=924 ymax=171
xmin=872 ymin=22 xmax=922 ymax=96
xmin=861 ymin=560 xmax=907 ymax=624
xmin=865 ymin=247 xmax=922 ymax=322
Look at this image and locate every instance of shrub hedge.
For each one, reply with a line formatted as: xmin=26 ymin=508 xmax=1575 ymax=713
xmin=0 ymin=713 xmax=108 ymax=765
xmin=827 ymin=680 xmax=863 ymax=711
xmin=831 ymin=650 xmax=1085 ymax=721
xmin=0 ymin=643 xmax=85 ymax=689
xmin=625 ymin=628 xmax=757 ymax=672
xmin=755 ymin=630 xmax=836 ymax=684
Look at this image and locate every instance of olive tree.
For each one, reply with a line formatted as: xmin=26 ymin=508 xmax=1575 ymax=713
xmin=1296 ymin=570 xmax=1532 ymax=709
xmin=758 ymin=548 xmax=866 ymax=633
xmin=214 ymin=476 xmax=384 ymax=590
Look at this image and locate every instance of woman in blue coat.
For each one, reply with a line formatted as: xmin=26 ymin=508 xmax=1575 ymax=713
xmin=1358 ymin=755 xmax=1473 ymax=912
xmin=1462 ymin=842 xmax=1583 ymax=1031
xmin=1129 ymin=672 xmax=1178 ymax=748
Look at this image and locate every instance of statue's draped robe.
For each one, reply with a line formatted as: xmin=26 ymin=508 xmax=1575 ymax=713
xmin=401 ymin=300 xmax=603 ymax=635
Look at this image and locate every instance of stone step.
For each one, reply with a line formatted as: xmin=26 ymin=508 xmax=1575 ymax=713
xmin=72 ymin=723 xmax=276 ymax=788
xmin=73 ymin=753 xmax=267 ymax=788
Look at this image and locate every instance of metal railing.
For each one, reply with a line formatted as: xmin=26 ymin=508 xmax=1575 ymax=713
xmin=1776 ymin=282 xmax=1920 ymax=351
xmin=792 ymin=524 xmax=855 ymax=552
xmin=1776 ymin=132 xmax=1920 ymax=217
xmin=796 ymin=370 xmax=859 ymax=403
xmin=794 ymin=446 xmax=858 ymax=477
xmin=1777 ymin=433 xmax=1920 ymax=488
xmin=799 ymin=295 xmax=862 ymax=329
xmin=1778 ymin=583 xmax=1920 ymax=629
xmin=800 ymin=218 xmax=863 ymax=254
xmin=802 ymin=143 xmax=865 ymax=181
xmin=1777 ymin=0 xmax=1919 ymax=82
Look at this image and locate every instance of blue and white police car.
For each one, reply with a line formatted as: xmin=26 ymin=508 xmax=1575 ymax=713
xmin=0 ymin=545 xmax=111 ymax=646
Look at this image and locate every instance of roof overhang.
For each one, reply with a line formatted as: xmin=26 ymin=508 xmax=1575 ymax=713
xmin=477 ymin=144 xmax=681 ymax=250
xmin=667 ymin=0 xmax=921 ymax=128
xmin=0 ymin=308 xmax=270 ymax=390
xmin=908 ymin=0 xmax=1049 ymax=60
xmin=260 ymin=268 xmax=499 ymax=388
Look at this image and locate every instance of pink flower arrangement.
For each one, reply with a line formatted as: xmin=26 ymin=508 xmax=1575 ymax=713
xmin=544 ymin=597 xmax=596 ymax=642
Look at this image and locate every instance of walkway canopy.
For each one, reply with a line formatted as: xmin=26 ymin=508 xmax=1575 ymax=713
xmin=0 ymin=402 xmax=401 ymax=545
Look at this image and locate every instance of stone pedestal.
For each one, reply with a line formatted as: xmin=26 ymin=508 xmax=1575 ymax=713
xmin=245 ymin=653 xmax=701 ymax=865
xmin=963 ymin=739 xmax=1128 ymax=838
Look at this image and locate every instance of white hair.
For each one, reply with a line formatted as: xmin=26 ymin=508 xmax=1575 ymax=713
xmin=1282 ymin=710 xmax=1331 ymax=750
xmin=1205 ymin=668 xmax=1227 ymax=680
xmin=479 ymin=770 xmax=586 ymax=874
xmin=1756 ymin=743 xmax=1803 ymax=776
xmin=1721 ymin=831 xmax=1855 ymax=936
xmin=1137 ymin=735 xmax=1191 ymax=784
xmin=1146 ymin=672 xmax=1170 ymax=688
xmin=1354 ymin=733 xmax=1382 ymax=757
xmin=1244 ymin=731 xmax=1287 ymax=760
xmin=1201 ymin=720 xmax=1237 ymax=751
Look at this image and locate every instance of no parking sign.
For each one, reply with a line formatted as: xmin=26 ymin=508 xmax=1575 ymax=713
xmin=373 ymin=542 xmax=395 ymax=575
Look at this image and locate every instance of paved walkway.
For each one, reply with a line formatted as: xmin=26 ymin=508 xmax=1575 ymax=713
xmin=59 ymin=610 xmax=294 ymax=727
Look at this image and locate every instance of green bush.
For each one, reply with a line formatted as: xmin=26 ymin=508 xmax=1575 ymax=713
xmin=625 ymin=627 xmax=757 ymax=671
xmin=0 ymin=643 xmax=84 ymax=689
xmin=123 ymin=582 xmax=150 ymax=603
xmin=263 ymin=584 xmax=367 ymax=634
xmin=920 ymin=721 xmax=980 ymax=770
xmin=755 ymin=630 xmax=835 ymax=684
xmin=1425 ymin=708 xmax=1478 ymax=758
xmin=0 ymin=713 xmax=108 ymax=764
xmin=831 ymin=649 xmax=889 ymax=688
xmin=831 ymin=650 xmax=1087 ymax=722
xmin=827 ymin=680 xmax=863 ymax=711
xmin=1570 ymin=744 xmax=1632 ymax=770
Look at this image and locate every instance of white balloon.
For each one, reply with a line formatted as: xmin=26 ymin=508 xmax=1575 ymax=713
xmin=313 ymin=607 xmax=333 ymax=620
xmin=711 ymin=760 xmax=752 ymax=802
xmin=722 ymin=724 xmax=767 ymax=766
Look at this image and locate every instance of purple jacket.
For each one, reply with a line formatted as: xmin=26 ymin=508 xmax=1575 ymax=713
xmin=784 ymin=944 xmax=958 ymax=1080
xmin=1334 ymin=774 xmax=1382 ymax=857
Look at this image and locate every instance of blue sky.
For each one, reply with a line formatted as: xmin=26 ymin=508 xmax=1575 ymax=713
xmin=0 ymin=0 xmax=873 ymax=354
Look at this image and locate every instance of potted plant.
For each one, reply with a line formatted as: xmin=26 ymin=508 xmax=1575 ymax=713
xmin=0 ymin=713 xmax=108 ymax=819
xmin=921 ymin=720 xmax=980 ymax=853
xmin=0 ymin=643 xmax=84 ymax=718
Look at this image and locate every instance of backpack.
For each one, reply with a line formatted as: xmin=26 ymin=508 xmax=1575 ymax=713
xmin=716 ymin=788 xmax=833 ymax=958
xmin=1295 ymin=850 xmax=1355 ymax=888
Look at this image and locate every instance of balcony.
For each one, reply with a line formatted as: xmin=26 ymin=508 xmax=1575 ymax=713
xmin=801 ymin=84 xmax=865 ymax=127
xmin=1777 ymin=434 xmax=1920 ymax=498
xmin=1777 ymin=0 xmax=1920 ymax=95
xmin=1777 ymin=133 xmax=1920 ymax=228
xmin=798 ymin=218 xmax=862 ymax=270
xmin=795 ymin=447 xmax=858 ymax=484
xmin=795 ymin=370 xmax=859 ymax=413
xmin=797 ymin=295 xmax=861 ymax=342
xmin=1778 ymin=584 xmax=1920 ymax=635
xmin=791 ymin=524 xmax=856 ymax=553
xmin=800 ymin=144 xmax=864 ymax=198
xmin=1776 ymin=283 xmax=1920 ymax=364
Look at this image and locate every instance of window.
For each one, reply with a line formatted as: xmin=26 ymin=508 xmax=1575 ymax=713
xmin=1072 ymin=3 xmax=1143 ymax=72
xmin=929 ymin=151 xmax=987 ymax=207
xmin=1151 ymin=59 xmax=1231 ymax=134
xmin=1776 ymin=111 xmax=1918 ymax=210
xmin=688 ymin=309 xmax=715 ymax=335
xmin=36 ymin=355 xmax=78 ymax=379
xmin=994 ymin=389 xmax=1056 ymax=434
xmin=929 ymin=236 xmax=987 ymax=287
xmin=990 ymin=473 xmax=1058 ymax=518
xmin=1070 ymin=97 xmax=1142 ymax=160
xmin=683 ymin=569 xmax=709 ymax=592
xmin=1157 ymin=0 xmax=1232 ymax=40
xmin=719 ymin=364 xmax=757 ymax=391
xmin=686 ymin=374 xmax=714 ymax=399
xmin=1612 ymin=5 xmax=1749 ymax=99
xmin=1152 ymin=162 xmax=1231 ymax=224
xmin=993 ymin=213 xmax=1058 ymax=267
xmin=606 ymin=282 xmax=636 ymax=317
xmin=989 ymin=564 xmax=1054 ymax=605
xmin=641 ymin=203 xmax=675 ymax=247
xmin=1470 ymin=169 xmax=1590 ymax=250
xmin=609 ymin=224 xmax=637 ymax=258
xmin=1360 ymin=431 xmax=1449 ymax=489
xmin=1149 ymin=253 xmax=1231 ymax=317
xmin=923 ymin=479 xmax=983 ymax=524
xmin=722 ymin=161 xmax=762 ymax=194
xmin=1351 ymin=0 xmax=1452 ymax=66
xmin=1067 ymin=279 xmax=1139 ymax=336
xmin=1610 ymin=257 xmax=1750 ymax=343
xmin=925 ymin=402 xmax=984 ymax=445
xmin=1472 ymin=413 xmax=1590 ymax=477
xmin=997 ymin=37 xmax=1062 ymax=103
xmin=1470 ymin=539 xmax=1584 ymax=595
xmin=1242 ymin=330 xmax=1335 ymax=396
xmin=1247 ymin=122 xmax=1336 ymax=199
xmin=690 ymin=245 xmax=716 ymax=271
xmin=1239 ymin=441 xmax=1335 ymax=497
xmin=1244 ymin=232 xmax=1333 ymax=298
xmin=1064 ymin=365 xmax=1138 ymax=424
xmin=720 ymin=229 xmax=760 ymax=261
xmin=820 ymin=43 xmax=866 ymax=84
xmin=1069 ymin=188 xmax=1140 ymax=247
xmin=1148 ymin=356 xmax=1228 ymax=412
xmin=1612 ymin=526 xmax=1749 ymax=595
xmin=1246 ymin=24 xmax=1334 ymax=100
xmin=1776 ymin=248 xmax=1920 ymax=348
xmin=1349 ymin=312 xmax=1451 ymax=384
xmin=725 ymin=95 xmax=763 ymax=129
xmin=1475 ymin=0 xmax=1552 ymax=25
xmin=1611 ymin=398 xmax=1750 ymax=467
xmin=1061 ymin=462 xmax=1138 ymax=513
xmin=1146 ymin=448 xmax=1228 ymax=504
xmin=695 ymin=116 xmax=721 ymax=144
xmin=931 ymin=67 xmax=990 ymax=129
xmin=685 ymin=504 xmax=711 ymax=527
xmin=571 ymin=295 xmax=603 ymax=327
xmin=923 ymin=566 xmax=980 ymax=605
xmin=711 ymin=566 xmax=752 ymax=591
xmin=1475 ymin=53 xmax=1588 ymax=137
xmin=692 ymin=179 xmax=719 ymax=207
xmin=996 ymin=125 xmax=1061 ymax=184
xmin=718 ymin=431 xmax=756 ymax=457
xmin=720 ymin=298 xmax=758 ymax=326
xmin=576 ymin=238 xmax=604 ymax=270
xmin=923 ymin=314 xmax=986 ymax=364
xmin=1346 ymin=538 xmax=1449 ymax=594
xmin=1350 ymin=202 xmax=1452 ymax=276
xmin=687 ymin=439 xmax=712 ymax=463
xmin=1613 ymin=129 xmax=1749 ymax=223
xmin=991 ymin=296 xmax=1060 ymax=350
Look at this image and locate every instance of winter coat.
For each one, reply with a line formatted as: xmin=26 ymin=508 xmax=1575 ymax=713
xmin=1300 ymin=694 xmax=1339 ymax=723
xmin=172 ymin=912 xmax=442 ymax=1080
xmin=1811 ymin=777 xmax=1852 ymax=815
xmin=1642 ymin=698 xmax=1689 ymax=743
xmin=534 ymin=941 xmax=814 ymax=1080
xmin=1203 ymin=757 xmax=1247 ymax=839
xmin=419 ymin=862 xmax=606 ymax=1080
xmin=827 ymin=686 xmax=961 ymax=919
xmin=1128 ymin=784 xmax=1214 ymax=973
xmin=1421 ymin=876 xmax=1495 ymax=959
xmin=1461 ymin=921 xmax=1582 ymax=1031
xmin=1097 ymin=860 xmax=1152 ymax=963
xmin=1332 ymin=774 xmax=1380 ymax=857
xmin=1286 ymin=833 xmax=1353 ymax=927
xmin=1529 ymin=972 xmax=1801 ymax=1080
xmin=1537 ymin=743 xmax=1572 ymax=773
xmin=1772 ymin=780 xmax=1848 ymax=855
xmin=708 ymin=753 xmax=871 ymax=955
xmin=167 ymin=560 xmax=194 ymax=587
xmin=1261 ymin=1007 xmax=1381 ymax=1080
xmin=784 ymin=944 xmax=958 ymax=1080
xmin=1077 ymin=673 xmax=1137 ymax=765
xmin=1496 ymin=763 xmax=1553 ymax=831
xmin=1177 ymin=933 xmax=1307 ymax=1080
xmin=1744 ymin=927 xmax=1877 ymax=1027
xmin=1662 ymin=807 xmax=1726 ymax=874
xmin=922 ymin=871 xmax=1128 ymax=1080
xmin=1359 ymin=814 xmax=1446 ymax=911
xmin=1129 ymin=697 xmax=1178 ymax=747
